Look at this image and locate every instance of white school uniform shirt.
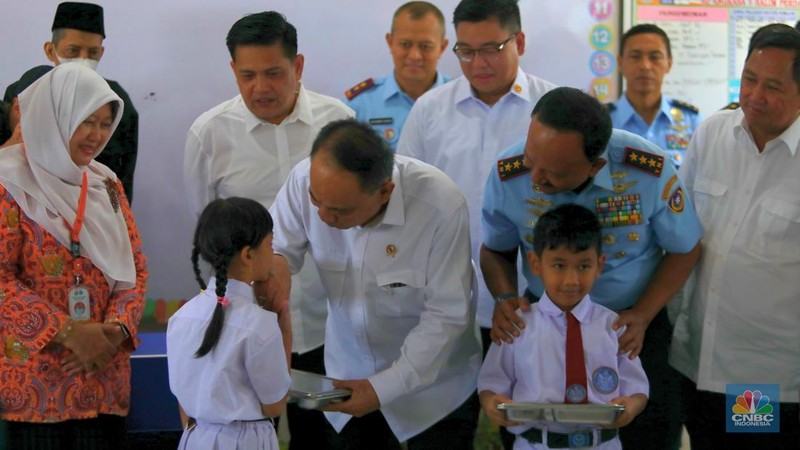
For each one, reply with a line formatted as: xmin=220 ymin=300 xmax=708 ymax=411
xmin=670 ymin=108 xmax=800 ymax=403
xmin=397 ymin=68 xmax=557 ymax=328
xmin=478 ymin=293 xmax=649 ymax=450
xmin=167 ymin=278 xmax=291 ymax=423
xmin=270 ymin=155 xmax=482 ymax=442
xmin=183 ymin=85 xmax=353 ymax=353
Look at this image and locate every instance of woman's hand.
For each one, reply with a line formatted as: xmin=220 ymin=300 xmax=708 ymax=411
xmin=60 ymin=322 xmax=118 ymax=376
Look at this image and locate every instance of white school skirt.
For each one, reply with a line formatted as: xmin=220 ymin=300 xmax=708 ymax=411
xmin=178 ymin=419 xmax=279 ymax=450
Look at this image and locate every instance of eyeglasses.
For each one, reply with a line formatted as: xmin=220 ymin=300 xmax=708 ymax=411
xmin=452 ymin=34 xmax=517 ymax=63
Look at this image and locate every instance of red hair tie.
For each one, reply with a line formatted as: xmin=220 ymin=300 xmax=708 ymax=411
xmin=217 ymin=296 xmax=229 ymax=307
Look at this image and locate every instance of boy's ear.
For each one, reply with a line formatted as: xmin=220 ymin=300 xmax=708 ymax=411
xmin=527 ymin=251 xmax=542 ymax=276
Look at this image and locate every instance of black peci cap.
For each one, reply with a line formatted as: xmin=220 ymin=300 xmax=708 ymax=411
xmin=52 ymin=2 xmax=105 ymax=38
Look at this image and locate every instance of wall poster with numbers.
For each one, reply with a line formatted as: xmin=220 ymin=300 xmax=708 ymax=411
xmin=624 ymin=0 xmax=800 ymax=117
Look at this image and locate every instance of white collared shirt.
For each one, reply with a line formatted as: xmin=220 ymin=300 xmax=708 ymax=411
xmin=183 ymin=85 xmax=353 ymax=353
xmin=479 ymin=294 xmax=648 ymax=447
xmin=167 ymin=278 xmax=291 ymax=423
xmin=670 ymin=108 xmax=800 ymax=403
xmin=397 ymin=68 xmax=557 ymax=327
xmin=270 ymin=155 xmax=482 ymax=442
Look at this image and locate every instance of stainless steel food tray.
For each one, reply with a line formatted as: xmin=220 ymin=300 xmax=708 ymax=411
xmin=497 ymin=403 xmax=624 ymax=424
xmin=289 ymin=369 xmax=351 ymax=410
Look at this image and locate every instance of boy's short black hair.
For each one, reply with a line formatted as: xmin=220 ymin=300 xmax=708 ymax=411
xmin=533 ymin=204 xmax=602 ymax=257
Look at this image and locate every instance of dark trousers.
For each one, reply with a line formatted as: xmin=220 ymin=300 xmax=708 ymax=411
xmin=5 ymin=414 xmax=128 ymax=450
xmin=324 ymin=391 xmax=480 ymax=450
xmin=619 ymin=308 xmax=683 ymax=450
xmin=680 ymin=374 xmax=800 ymax=450
xmin=287 ymin=345 xmax=329 ymax=450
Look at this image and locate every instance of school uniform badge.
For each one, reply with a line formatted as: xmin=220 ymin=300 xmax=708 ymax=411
xmin=592 ymin=367 xmax=619 ymax=394
xmin=566 ymin=384 xmax=588 ymax=403
xmin=496 ymin=154 xmax=530 ymax=181
xmin=622 ymin=147 xmax=664 ymax=177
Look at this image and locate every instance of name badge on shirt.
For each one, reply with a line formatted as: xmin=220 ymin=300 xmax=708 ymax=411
xmin=68 ymin=286 xmax=91 ymax=321
xmin=369 ymin=117 xmax=394 ymax=125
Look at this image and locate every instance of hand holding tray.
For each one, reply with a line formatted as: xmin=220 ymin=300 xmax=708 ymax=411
xmin=289 ymin=369 xmax=352 ymax=410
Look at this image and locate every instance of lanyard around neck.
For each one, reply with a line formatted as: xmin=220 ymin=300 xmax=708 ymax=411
xmin=65 ymin=172 xmax=89 ymax=258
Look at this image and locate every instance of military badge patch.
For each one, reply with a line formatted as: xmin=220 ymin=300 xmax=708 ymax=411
xmin=497 ymin=154 xmax=530 ymax=181
xmin=623 ymin=147 xmax=664 ymax=177
xmin=668 ymin=186 xmax=685 ymax=214
xmin=596 ymin=194 xmax=642 ymax=228
xmin=344 ymin=78 xmax=375 ymax=100
xmin=662 ymin=175 xmax=678 ymax=200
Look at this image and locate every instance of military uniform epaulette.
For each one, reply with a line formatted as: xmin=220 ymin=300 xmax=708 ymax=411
xmin=344 ymin=78 xmax=376 ymax=100
xmin=721 ymin=101 xmax=740 ymax=111
xmin=622 ymin=147 xmax=664 ymax=177
xmin=604 ymin=102 xmax=616 ymax=112
xmin=497 ymin=154 xmax=529 ymax=181
xmin=669 ymin=99 xmax=699 ymax=114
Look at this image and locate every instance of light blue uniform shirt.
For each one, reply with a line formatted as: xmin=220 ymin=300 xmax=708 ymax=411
xmin=482 ymin=129 xmax=703 ymax=311
xmin=346 ymin=72 xmax=450 ymax=151
xmin=609 ymin=95 xmax=702 ymax=168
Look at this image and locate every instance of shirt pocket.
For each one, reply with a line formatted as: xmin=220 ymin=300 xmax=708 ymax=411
xmin=751 ymin=197 xmax=800 ymax=261
xmin=374 ymin=269 xmax=426 ymax=318
xmin=692 ymin=176 xmax=728 ymax=226
xmin=314 ymin=253 xmax=348 ymax=308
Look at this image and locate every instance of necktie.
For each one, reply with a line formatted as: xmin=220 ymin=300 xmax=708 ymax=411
xmin=565 ymin=312 xmax=588 ymax=404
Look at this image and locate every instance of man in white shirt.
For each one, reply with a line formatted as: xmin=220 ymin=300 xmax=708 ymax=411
xmin=397 ymin=0 xmax=556 ymax=354
xmin=268 ymin=119 xmax=481 ymax=449
xmin=670 ymin=24 xmax=800 ymax=448
xmin=182 ymin=11 xmax=353 ymax=449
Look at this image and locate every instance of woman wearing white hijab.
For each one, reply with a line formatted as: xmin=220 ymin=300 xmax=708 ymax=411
xmin=0 ymin=63 xmax=147 ymax=448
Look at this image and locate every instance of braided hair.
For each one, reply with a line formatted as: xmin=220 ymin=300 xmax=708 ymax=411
xmin=191 ymin=197 xmax=274 ymax=357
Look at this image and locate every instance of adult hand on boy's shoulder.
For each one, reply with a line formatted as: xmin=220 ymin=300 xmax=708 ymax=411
xmin=604 ymin=393 xmax=648 ymax=429
xmin=491 ymin=296 xmax=532 ymax=344
xmin=612 ymin=309 xmax=651 ymax=358
xmin=478 ymin=390 xmax=522 ymax=427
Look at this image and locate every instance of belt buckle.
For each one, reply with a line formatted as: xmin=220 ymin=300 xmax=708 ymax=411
xmin=567 ymin=430 xmax=592 ymax=448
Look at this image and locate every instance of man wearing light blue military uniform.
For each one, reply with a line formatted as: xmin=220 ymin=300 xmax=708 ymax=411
xmin=484 ymin=87 xmax=702 ymax=450
xmin=611 ymin=24 xmax=701 ymax=168
xmin=345 ymin=2 xmax=450 ymax=150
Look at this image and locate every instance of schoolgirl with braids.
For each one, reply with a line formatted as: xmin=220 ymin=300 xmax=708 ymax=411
xmin=167 ymin=197 xmax=291 ymax=450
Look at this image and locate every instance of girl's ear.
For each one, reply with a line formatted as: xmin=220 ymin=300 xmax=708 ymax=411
xmin=238 ymin=246 xmax=254 ymax=268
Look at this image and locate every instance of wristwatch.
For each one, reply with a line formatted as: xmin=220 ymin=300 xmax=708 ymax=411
xmin=494 ymin=292 xmax=518 ymax=305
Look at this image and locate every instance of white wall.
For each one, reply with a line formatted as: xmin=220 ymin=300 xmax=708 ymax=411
xmin=0 ymin=0 xmax=619 ymax=311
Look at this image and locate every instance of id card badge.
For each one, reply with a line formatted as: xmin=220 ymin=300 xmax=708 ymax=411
xmin=68 ymin=286 xmax=91 ymax=321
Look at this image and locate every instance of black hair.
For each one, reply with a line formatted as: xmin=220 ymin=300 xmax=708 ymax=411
xmin=453 ymin=0 xmax=521 ymax=34
xmin=226 ymin=11 xmax=298 ymax=60
xmin=531 ymin=87 xmax=612 ymax=164
xmin=0 ymin=102 xmax=10 ymax=144
xmin=746 ymin=24 xmax=800 ymax=87
xmin=392 ymin=1 xmax=446 ymax=37
xmin=310 ymin=118 xmax=394 ymax=194
xmin=533 ymin=204 xmax=602 ymax=257
xmin=191 ymin=197 xmax=274 ymax=357
xmin=620 ymin=23 xmax=672 ymax=58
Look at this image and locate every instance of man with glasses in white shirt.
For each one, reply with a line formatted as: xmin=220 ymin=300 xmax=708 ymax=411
xmin=397 ymin=3 xmax=555 ymax=444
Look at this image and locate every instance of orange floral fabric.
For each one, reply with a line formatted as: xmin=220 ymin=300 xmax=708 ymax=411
xmin=0 ymin=180 xmax=148 ymax=423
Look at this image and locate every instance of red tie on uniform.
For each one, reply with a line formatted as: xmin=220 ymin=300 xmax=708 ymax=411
xmin=565 ymin=312 xmax=588 ymax=404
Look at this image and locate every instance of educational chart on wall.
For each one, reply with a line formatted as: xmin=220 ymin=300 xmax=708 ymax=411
xmin=624 ymin=0 xmax=799 ymax=117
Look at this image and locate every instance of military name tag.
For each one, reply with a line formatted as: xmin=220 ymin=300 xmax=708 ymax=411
xmin=369 ymin=117 xmax=393 ymax=125
xmin=68 ymin=286 xmax=91 ymax=321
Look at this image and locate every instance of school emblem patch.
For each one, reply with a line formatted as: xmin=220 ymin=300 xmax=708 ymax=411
xmin=592 ymin=367 xmax=619 ymax=394
xmin=623 ymin=147 xmax=664 ymax=177
xmin=566 ymin=384 xmax=588 ymax=403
